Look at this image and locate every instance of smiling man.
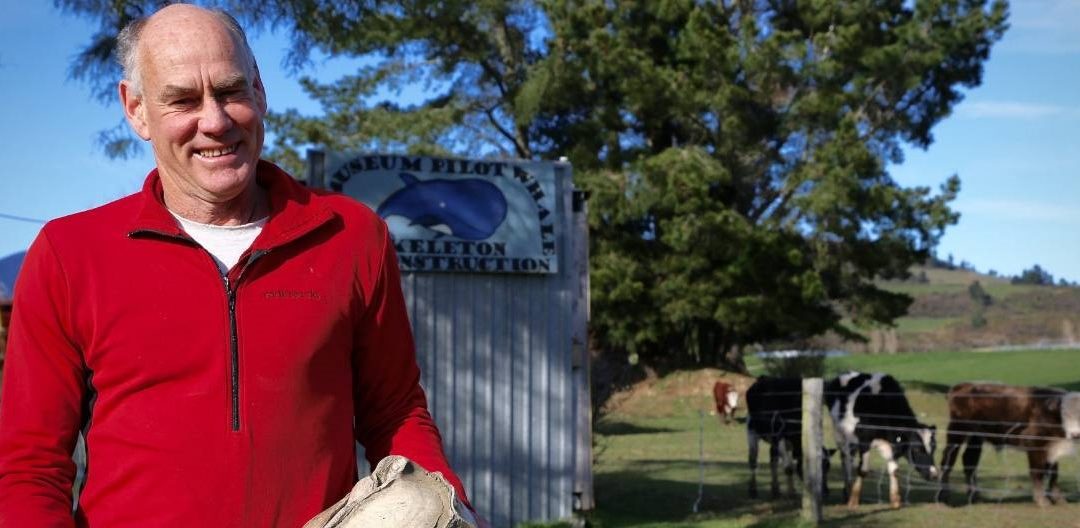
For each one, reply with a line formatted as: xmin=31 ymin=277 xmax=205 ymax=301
xmin=0 ymin=4 xmax=473 ymax=527
xmin=118 ymin=5 xmax=267 ymax=227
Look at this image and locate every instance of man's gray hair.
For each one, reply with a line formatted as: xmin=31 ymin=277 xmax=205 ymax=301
xmin=116 ymin=7 xmax=257 ymax=95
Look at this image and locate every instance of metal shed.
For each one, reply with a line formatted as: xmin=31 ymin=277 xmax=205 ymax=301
xmin=308 ymin=152 xmax=593 ymax=527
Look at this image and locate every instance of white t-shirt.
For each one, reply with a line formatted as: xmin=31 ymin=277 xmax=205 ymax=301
xmin=172 ymin=213 xmax=268 ymax=275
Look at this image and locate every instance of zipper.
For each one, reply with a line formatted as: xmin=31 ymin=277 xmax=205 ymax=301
xmin=224 ymin=275 xmax=240 ymax=431
xmin=224 ymin=249 xmax=270 ymax=432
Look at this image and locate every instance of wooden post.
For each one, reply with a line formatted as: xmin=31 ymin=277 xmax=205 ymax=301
xmin=568 ymin=168 xmax=595 ymax=513
xmin=802 ymin=377 xmax=824 ymax=523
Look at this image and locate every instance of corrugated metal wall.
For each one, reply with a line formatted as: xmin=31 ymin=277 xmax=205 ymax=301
xmin=314 ymin=154 xmax=592 ymax=527
xmin=398 ymin=168 xmax=590 ymax=527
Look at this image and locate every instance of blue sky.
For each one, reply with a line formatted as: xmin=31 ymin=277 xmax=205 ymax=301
xmin=1 ymin=1 xmax=1078 ymax=283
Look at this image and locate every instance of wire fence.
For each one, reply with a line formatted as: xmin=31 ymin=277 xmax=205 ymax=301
xmin=880 ymin=447 xmax=1080 ymax=505
xmin=747 ymin=390 xmax=1071 ymax=399
xmin=739 ymin=385 xmax=1080 ymax=509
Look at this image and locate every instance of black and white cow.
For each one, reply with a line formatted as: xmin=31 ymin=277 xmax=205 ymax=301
xmin=826 ymin=371 xmax=938 ymax=508
xmin=746 ymin=377 xmax=832 ymax=499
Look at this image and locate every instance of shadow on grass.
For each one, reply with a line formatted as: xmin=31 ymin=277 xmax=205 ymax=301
xmin=744 ymin=510 xmax=901 ymax=528
xmin=816 ymin=506 xmax=918 ymax=528
xmin=591 ymin=459 xmax=815 ymax=527
xmin=588 ymin=460 xmax=974 ymax=528
xmin=595 ymin=421 xmax=678 ymax=436
xmin=932 ymin=488 xmax=1079 ymax=507
xmin=1056 ymin=380 xmax=1080 ymax=391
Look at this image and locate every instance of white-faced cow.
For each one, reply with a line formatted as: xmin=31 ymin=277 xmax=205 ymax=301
xmin=936 ymin=383 xmax=1080 ymax=506
xmin=826 ymin=371 xmax=938 ymax=509
xmin=746 ymin=377 xmax=832 ymax=499
xmin=713 ymin=381 xmax=738 ymax=424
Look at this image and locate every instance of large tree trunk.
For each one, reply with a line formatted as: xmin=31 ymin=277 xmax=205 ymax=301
xmin=722 ymin=344 xmax=748 ymax=374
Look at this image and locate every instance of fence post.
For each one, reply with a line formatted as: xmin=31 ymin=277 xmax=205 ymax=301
xmin=802 ymin=377 xmax=824 ymax=523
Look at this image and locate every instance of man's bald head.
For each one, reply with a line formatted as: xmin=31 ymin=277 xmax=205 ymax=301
xmin=116 ymin=4 xmax=258 ymax=96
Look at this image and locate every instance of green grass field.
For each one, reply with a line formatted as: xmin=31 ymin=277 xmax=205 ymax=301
xmin=557 ymin=349 xmax=1080 ymax=528
xmin=825 ymin=349 xmax=1080 ymax=391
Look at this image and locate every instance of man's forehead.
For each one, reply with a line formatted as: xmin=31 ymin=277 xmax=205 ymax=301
xmin=142 ymin=28 xmax=241 ymax=61
xmin=138 ymin=24 xmax=251 ymax=91
xmin=157 ymin=73 xmax=250 ymax=97
xmin=139 ymin=8 xmax=246 ymax=67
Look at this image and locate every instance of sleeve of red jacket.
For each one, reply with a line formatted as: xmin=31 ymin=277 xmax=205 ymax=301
xmin=350 ymin=226 xmax=473 ymax=510
xmin=0 ymin=230 xmax=84 ymax=528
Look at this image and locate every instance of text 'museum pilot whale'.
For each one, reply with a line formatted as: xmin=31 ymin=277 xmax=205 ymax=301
xmin=376 ymin=173 xmax=509 ymax=241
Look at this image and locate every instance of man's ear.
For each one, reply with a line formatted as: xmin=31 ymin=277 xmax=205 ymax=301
xmin=119 ymin=80 xmax=151 ymax=140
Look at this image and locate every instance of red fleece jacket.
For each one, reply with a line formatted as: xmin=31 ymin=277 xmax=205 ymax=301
xmin=0 ymin=161 xmax=468 ymax=527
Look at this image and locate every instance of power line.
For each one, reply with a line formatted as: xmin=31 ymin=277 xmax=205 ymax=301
xmin=0 ymin=212 xmax=47 ymax=224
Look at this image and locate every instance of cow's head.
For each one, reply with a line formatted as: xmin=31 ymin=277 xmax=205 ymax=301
xmin=725 ymin=389 xmax=739 ymax=414
xmin=715 ymin=383 xmax=739 ymax=423
xmin=1063 ymin=392 xmax=1080 ymax=440
xmin=899 ymin=424 xmax=938 ymax=481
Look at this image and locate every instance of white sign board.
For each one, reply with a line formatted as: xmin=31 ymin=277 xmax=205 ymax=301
xmin=327 ymin=154 xmax=559 ymax=274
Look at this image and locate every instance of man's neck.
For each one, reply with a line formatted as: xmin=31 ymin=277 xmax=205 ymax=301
xmin=164 ymin=186 xmax=269 ymax=226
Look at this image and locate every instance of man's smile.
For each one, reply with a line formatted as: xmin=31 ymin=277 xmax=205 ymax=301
xmin=194 ymin=144 xmax=239 ymax=159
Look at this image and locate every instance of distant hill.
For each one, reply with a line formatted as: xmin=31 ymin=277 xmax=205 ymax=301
xmin=0 ymin=251 xmax=24 ymax=303
xmin=846 ymin=266 xmax=1080 ymax=352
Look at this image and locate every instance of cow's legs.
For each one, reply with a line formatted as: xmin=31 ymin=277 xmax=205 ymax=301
xmin=747 ymin=430 xmax=760 ymax=499
xmin=873 ymin=441 xmax=901 ymax=508
xmin=961 ymin=437 xmax=983 ymax=504
xmin=1048 ymin=462 xmax=1066 ymax=504
xmin=822 ymin=448 xmax=833 ymax=499
xmin=783 ymin=439 xmax=796 ymax=498
xmin=769 ymin=440 xmax=782 ymax=499
xmin=1027 ymin=450 xmax=1051 ymax=507
xmin=838 ymin=443 xmax=854 ymax=502
xmin=935 ymin=426 xmax=966 ymax=504
xmin=847 ymin=447 xmax=870 ymax=509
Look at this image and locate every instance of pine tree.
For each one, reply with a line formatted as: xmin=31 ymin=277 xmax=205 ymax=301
xmin=59 ymin=0 xmax=1009 ymax=370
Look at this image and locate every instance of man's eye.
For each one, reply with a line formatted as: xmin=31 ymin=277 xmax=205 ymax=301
xmin=171 ymin=98 xmax=196 ymax=107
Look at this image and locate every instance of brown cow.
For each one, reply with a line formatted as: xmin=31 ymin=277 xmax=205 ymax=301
xmin=713 ymin=381 xmax=738 ymax=424
xmin=936 ymin=382 xmax=1080 ymax=506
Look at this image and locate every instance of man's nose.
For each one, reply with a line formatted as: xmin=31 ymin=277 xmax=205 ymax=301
xmin=199 ymin=98 xmax=232 ymax=135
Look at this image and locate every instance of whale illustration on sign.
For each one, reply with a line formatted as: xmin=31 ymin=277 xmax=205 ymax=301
xmin=376 ymin=172 xmax=509 ymax=241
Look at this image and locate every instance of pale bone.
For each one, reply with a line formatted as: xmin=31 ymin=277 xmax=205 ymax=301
xmin=303 ymin=456 xmax=477 ymax=528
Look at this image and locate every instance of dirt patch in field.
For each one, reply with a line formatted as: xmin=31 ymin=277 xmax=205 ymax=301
xmin=601 ymin=368 xmax=755 ymax=418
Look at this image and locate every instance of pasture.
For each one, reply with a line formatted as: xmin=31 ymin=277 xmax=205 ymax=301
xmin=868 ymin=266 xmax=1080 ymax=353
xmin=557 ymin=349 xmax=1080 ymax=527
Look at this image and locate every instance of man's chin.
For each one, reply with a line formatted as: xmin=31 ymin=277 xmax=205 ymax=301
xmin=188 ymin=167 xmax=259 ymax=195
